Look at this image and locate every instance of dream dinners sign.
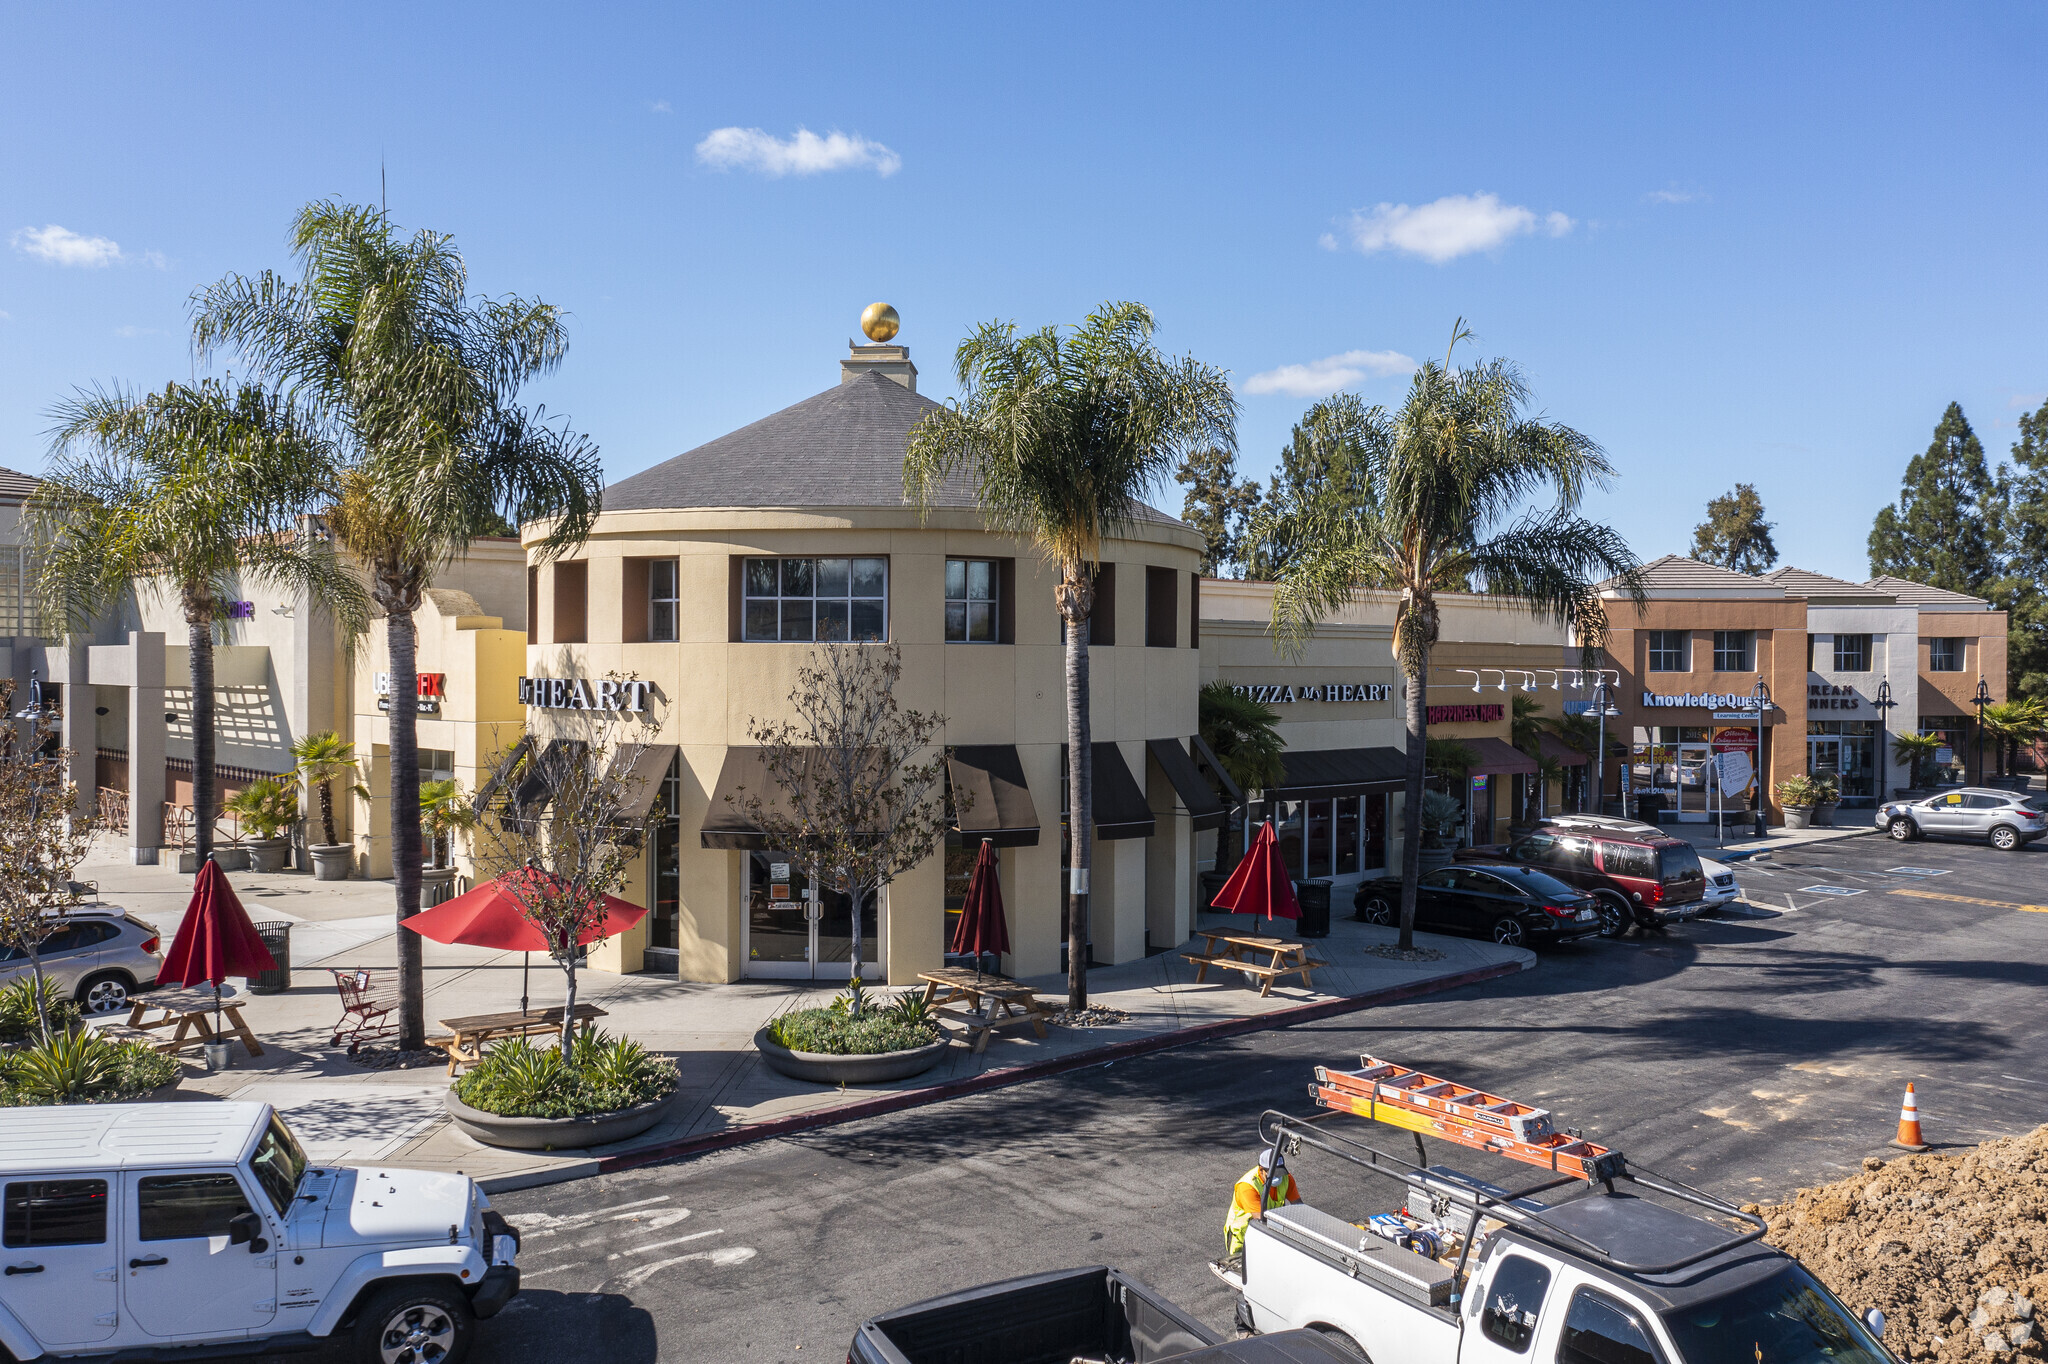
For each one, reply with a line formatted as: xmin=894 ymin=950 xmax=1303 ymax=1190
xmin=519 ymin=676 xmax=652 ymax=712
xmin=1230 ymin=682 xmax=1392 ymax=705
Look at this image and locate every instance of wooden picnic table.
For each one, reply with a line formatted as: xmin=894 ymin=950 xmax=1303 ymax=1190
xmin=1183 ymin=929 xmax=1327 ymax=997
xmin=431 ymin=1003 xmax=608 ymax=1075
xmin=917 ymin=967 xmax=1056 ymax=1054
xmin=123 ymin=985 xmax=265 ymax=1058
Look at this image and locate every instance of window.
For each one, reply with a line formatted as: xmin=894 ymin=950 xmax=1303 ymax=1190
xmin=1145 ymin=565 xmax=1178 ymax=647
xmin=36 ymin=919 xmax=120 ymax=956
xmin=138 ymin=1173 xmax=252 ymax=1242
xmin=418 ymin=749 xmax=455 ymax=784
xmin=1189 ymin=573 xmax=1201 ymax=648
xmin=1646 ymin=631 xmax=1688 ymax=671
xmin=1833 ymin=633 xmax=1872 ymax=671
xmin=553 ymin=560 xmax=588 ymax=644
xmin=649 ymin=559 xmax=680 ymax=643
xmin=945 ymin=559 xmax=999 ymax=643
xmin=525 ymin=566 xmax=538 ymax=635
xmin=4 ymin=1179 xmax=107 ymax=1247
xmin=1600 ymin=842 xmax=1657 ymax=880
xmin=741 ymin=557 xmax=887 ymax=642
xmin=1558 ymin=1288 xmax=1662 ymax=1364
xmin=1660 ymin=1265 xmax=1884 ymax=1364
xmin=1929 ymin=637 xmax=1962 ymax=672
xmin=1711 ymin=630 xmax=1752 ymax=672
xmin=249 ymin=1117 xmax=308 ymax=1216
xmin=1481 ymin=1254 xmax=1553 ymax=1353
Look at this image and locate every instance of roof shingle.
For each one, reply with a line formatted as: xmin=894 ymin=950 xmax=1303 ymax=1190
xmin=1600 ymin=554 xmax=1784 ymax=595
xmin=1761 ymin=567 xmax=1896 ymax=600
xmin=1864 ymin=575 xmax=1994 ymax=609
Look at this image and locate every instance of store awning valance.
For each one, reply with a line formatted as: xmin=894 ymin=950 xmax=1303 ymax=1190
xmin=1060 ymin=743 xmax=1156 ymax=841
xmin=1465 ymin=737 xmax=1539 ymax=777
xmin=1538 ymin=734 xmax=1589 ymax=768
xmin=1189 ymin=733 xmax=1243 ymax=806
xmin=1147 ymin=738 xmax=1228 ymax=832
xmin=947 ymin=746 xmax=1041 ymax=848
xmin=699 ymin=747 xmax=794 ymax=850
xmin=1268 ymin=746 xmax=1407 ymax=801
xmin=611 ymin=744 xmax=680 ymax=822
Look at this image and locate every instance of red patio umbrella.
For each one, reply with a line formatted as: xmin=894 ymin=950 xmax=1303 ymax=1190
xmin=948 ymin=838 xmax=1011 ymax=978
xmin=1209 ymin=819 xmax=1301 ymax=926
xmin=400 ymin=869 xmax=647 ymax=1013
xmin=160 ymin=860 xmax=277 ymax=1030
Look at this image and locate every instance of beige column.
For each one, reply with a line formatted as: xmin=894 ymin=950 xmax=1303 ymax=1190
xmin=126 ymin=633 xmax=166 ymax=864
xmin=48 ymin=638 xmax=93 ymax=821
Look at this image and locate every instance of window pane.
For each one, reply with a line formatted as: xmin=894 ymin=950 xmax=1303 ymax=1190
xmin=1559 ymin=1289 xmax=1659 ymax=1364
xmin=851 ymin=601 xmax=886 ymax=642
xmin=138 ymin=1173 xmax=251 ymax=1242
xmin=815 ymin=558 xmax=850 ymax=596
xmin=780 ymin=558 xmax=814 ymax=597
xmin=967 ymin=560 xmax=993 ymax=600
xmin=651 ymin=600 xmax=677 ymax=643
xmin=780 ymin=600 xmax=814 ymax=641
xmin=1334 ymin=796 xmax=1360 ymax=875
xmin=744 ymin=558 xmax=777 ymax=597
xmin=945 ymin=559 xmax=966 ymax=601
xmin=1482 ymin=1254 xmax=1553 ymax=1353
xmin=651 ymin=558 xmax=678 ymax=599
xmin=852 ymin=558 xmax=887 ymax=597
xmin=945 ymin=602 xmax=968 ymax=641
xmin=250 ymin=1118 xmax=307 ymax=1217
xmin=744 ymin=601 xmax=778 ymax=640
xmin=4 ymin=1179 xmax=108 ymax=1247
xmin=816 ymin=600 xmax=849 ymax=641
xmin=968 ymin=602 xmax=996 ymax=642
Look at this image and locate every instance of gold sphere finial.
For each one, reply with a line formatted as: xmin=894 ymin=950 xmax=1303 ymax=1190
xmin=860 ymin=302 xmax=900 ymax=343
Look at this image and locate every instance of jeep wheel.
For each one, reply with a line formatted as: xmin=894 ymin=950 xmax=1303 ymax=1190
xmin=1594 ymin=893 xmax=1631 ymax=938
xmin=1356 ymin=895 xmax=1395 ymax=926
xmin=1990 ymin=824 xmax=2021 ymax=851
xmin=355 ymin=1281 xmax=473 ymax=1364
xmin=75 ymin=971 xmax=133 ymax=1015
xmin=1888 ymin=817 xmax=1917 ymax=841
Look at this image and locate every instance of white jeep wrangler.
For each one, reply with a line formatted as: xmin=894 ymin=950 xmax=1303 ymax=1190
xmin=0 ymin=1101 xmax=520 ymax=1363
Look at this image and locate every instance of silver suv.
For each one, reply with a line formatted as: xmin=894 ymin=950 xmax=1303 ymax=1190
xmin=1880 ymin=788 xmax=2048 ymax=850
xmin=0 ymin=909 xmax=162 ymax=1013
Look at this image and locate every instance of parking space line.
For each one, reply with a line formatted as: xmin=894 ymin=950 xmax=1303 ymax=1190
xmin=1891 ymin=888 xmax=2048 ymax=913
xmin=1798 ymin=885 xmax=1866 ymax=898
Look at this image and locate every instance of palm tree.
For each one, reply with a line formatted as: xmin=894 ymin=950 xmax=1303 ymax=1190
xmin=291 ymin=731 xmax=367 ymax=849
xmin=1267 ymin=325 xmax=1644 ymax=949
xmin=1197 ymin=681 xmax=1286 ymax=875
xmin=193 ymin=201 xmax=601 ymax=1048
xmin=30 ymin=380 xmax=363 ymax=868
xmin=906 ymin=302 xmax=1237 ymax=1009
xmin=1890 ymin=731 xmax=1942 ymax=791
xmin=1979 ymin=699 xmax=2048 ymax=780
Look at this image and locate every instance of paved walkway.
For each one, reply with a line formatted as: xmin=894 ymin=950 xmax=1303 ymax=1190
xmin=76 ymin=839 xmax=1532 ymax=1191
xmin=1664 ymin=818 xmax=1878 ymax=860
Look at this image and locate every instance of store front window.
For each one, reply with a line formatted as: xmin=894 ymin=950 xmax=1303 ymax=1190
xmin=651 ymin=754 xmax=681 ymax=952
xmin=1630 ymin=726 xmax=1721 ymax=821
xmin=1919 ymin=721 xmax=1969 ymax=786
xmin=741 ymin=556 xmax=888 ymax=642
xmin=1252 ymin=794 xmax=1388 ymax=880
xmin=1807 ymin=721 xmax=1877 ymax=804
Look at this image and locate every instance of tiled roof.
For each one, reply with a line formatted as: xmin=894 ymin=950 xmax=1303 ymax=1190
xmin=1761 ymin=567 xmax=1896 ymax=600
xmin=1600 ymin=554 xmax=1784 ymax=595
xmin=0 ymin=467 xmax=42 ymax=503
xmin=1864 ymin=575 xmax=1994 ymax=609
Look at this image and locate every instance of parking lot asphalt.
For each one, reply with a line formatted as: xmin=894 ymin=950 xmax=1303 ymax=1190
xmin=457 ymin=832 xmax=2048 ymax=1363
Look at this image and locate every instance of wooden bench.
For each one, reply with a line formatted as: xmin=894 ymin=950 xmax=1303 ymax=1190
xmin=1183 ymin=932 xmax=1328 ymax=997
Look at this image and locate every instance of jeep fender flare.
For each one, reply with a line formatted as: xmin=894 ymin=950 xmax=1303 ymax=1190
xmin=306 ymin=1244 xmax=489 ymax=1338
xmin=0 ymin=1297 xmax=43 ymax=1360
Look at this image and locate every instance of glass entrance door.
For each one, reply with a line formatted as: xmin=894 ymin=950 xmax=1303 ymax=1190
xmin=1675 ymin=743 xmax=1711 ymax=821
xmin=743 ymin=851 xmax=884 ymax=980
xmin=1808 ymin=737 xmax=1842 ymax=790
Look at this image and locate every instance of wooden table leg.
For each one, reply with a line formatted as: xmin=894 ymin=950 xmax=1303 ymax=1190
xmin=920 ymin=980 xmax=941 ymax=1008
xmin=222 ymin=1005 xmax=265 ymax=1059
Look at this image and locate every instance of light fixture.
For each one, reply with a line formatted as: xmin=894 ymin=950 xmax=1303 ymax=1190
xmin=272 ymin=604 xmax=295 ymax=618
xmin=1454 ymin=669 xmax=1482 ymax=693
xmin=165 ymin=712 xmax=178 ymax=724
xmin=95 ymin=706 xmax=108 ymax=716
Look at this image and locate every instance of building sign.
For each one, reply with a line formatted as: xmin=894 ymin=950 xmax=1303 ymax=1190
xmin=226 ymin=601 xmax=255 ymax=620
xmin=1231 ymin=682 xmax=1392 ymax=705
xmin=1807 ymin=683 xmax=1861 ymax=711
xmin=1641 ymin=691 xmax=1763 ymax=710
xmin=519 ymin=675 xmax=652 ymax=712
xmin=375 ymin=672 xmax=445 ymax=714
xmin=1427 ymin=703 xmax=1503 ymax=724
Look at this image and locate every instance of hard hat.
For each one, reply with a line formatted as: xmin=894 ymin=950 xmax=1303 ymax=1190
xmin=1258 ymin=1147 xmax=1282 ymax=1170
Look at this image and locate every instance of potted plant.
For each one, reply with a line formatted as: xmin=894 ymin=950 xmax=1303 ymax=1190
xmin=754 ymin=983 xmax=951 ymax=1084
xmin=292 ymin=731 xmax=366 ymax=880
xmin=1809 ymin=774 xmax=1841 ymax=827
xmin=443 ymin=1030 xmax=680 ymax=1150
xmin=223 ymin=777 xmax=300 ymax=873
xmin=1774 ymin=774 xmax=1821 ymax=830
xmin=419 ymin=778 xmax=477 ymax=904
xmin=1889 ymin=732 xmax=1941 ymax=798
xmin=0 ymin=1014 xmax=182 ymax=1106
xmin=1416 ymin=790 xmax=1465 ymax=871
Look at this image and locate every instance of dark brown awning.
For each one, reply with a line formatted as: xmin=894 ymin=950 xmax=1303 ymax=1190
xmin=1060 ymin=743 xmax=1156 ymax=841
xmin=1538 ymin=734 xmax=1589 ymax=768
xmin=611 ymin=744 xmax=679 ymax=822
xmin=1269 ymin=746 xmax=1406 ymax=800
xmin=472 ymin=734 xmax=532 ymax=809
xmin=1147 ymin=738 xmax=1228 ymax=831
xmin=1189 ymin=733 xmax=1243 ymax=806
xmin=1465 ymin=737 xmax=1539 ymax=776
xmin=948 ymin=746 xmax=1041 ymax=848
xmin=699 ymin=747 xmax=785 ymax=850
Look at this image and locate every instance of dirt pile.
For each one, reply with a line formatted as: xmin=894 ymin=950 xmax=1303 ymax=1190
xmin=1750 ymin=1126 xmax=2048 ymax=1362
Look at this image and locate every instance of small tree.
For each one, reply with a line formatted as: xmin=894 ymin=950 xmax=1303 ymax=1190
xmin=470 ymin=717 xmax=660 ymax=1055
xmin=1197 ymin=682 xmax=1285 ymax=875
xmin=730 ymin=645 xmax=956 ymax=1015
xmin=1891 ymin=731 xmax=1943 ymax=791
xmin=1691 ymin=483 xmax=1779 ymax=576
xmin=292 ymin=731 xmax=367 ymax=849
xmin=420 ymin=779 xmax=478 ymax=869
xmin=0 ymin=701 xmax=96 ymax=1041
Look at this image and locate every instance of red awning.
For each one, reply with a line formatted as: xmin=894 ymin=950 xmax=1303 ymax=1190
xmin=1463 ymin=737 xmax=1539 ymax=776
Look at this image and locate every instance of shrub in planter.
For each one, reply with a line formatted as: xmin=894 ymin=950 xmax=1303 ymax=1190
xmin=767 ymin=987 xmax=941 ymax=1057
xmin=225 ymin=778 xmax=300 ymax=872
xmin=0 ymin=976 xmax=81 ymax=1045
xmin=452 ymin=1031 xmax=678 ymax=1120
xmin=0 ymin=1028 xmax=179 ymax=1106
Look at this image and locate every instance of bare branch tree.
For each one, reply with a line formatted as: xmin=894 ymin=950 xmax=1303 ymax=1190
xmin=0 ymin=686 xmax=98 ymax=1041
xmin=729 ymin=645 xmax=960 ymax=1015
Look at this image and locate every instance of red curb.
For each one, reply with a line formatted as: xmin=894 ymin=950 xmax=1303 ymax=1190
xmin=594 ymin=957 xmax=1527 ymax=1178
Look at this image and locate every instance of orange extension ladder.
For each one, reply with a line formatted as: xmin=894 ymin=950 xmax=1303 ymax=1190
xmin=1312 ymin=1055 xmax=1628 ymax=1183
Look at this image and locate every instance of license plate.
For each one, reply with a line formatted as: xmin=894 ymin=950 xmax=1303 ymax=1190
xmin=1576 ymin=909 xmax=1596 ymax=921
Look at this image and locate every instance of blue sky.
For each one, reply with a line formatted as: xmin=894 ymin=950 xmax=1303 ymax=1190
xmin=5 ymin=4 xmax=2045 ymax=584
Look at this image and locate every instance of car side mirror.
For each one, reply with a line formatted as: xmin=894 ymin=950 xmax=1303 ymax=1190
xmin=1863 ymin=1308 xmax=1886 ymax=1339
xmin=228 ymin=1210 xmax=267 ymax=1252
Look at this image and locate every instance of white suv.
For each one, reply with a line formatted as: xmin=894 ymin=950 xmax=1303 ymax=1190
xmin=0 ymin=1102 xmax=519 ymax=1363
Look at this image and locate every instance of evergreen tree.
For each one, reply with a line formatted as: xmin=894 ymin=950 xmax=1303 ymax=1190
xmin=1993 ymin=397 xmax=2048 ymax=699
xmin=1243 ymin=395 xmax=1374 ymax=580
xmin=1174 ymin=445 xmax=1261 ymax=576
xmin=1868 ymin=402 xmax=2000 ymax=593
xmin=1690 ymin=483 xmax=1778 ymax=574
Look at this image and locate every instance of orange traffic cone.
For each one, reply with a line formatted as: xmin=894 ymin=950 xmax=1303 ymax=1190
xmin=1890 ymin=1083 xmax=1929 ymax=1151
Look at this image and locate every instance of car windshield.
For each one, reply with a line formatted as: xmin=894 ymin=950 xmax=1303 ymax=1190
xmin=1658 ymin=844 xmax=1704 ymax=884
xmin=249 ymin=1115 xmax=309 ymax=1216
xmin=1662 ymin=1265 xmax=1887 ymax=1364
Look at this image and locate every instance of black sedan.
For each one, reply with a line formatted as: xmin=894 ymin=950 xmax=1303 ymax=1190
xmin=1351 ymin=863 xmax=1605 ymax=946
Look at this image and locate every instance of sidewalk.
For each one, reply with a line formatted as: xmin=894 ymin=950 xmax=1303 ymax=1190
xmin=1662 ymin=817 xmax=1878 ymax=861
xmin=77 ymin=841 xmax=1532 ymax=1192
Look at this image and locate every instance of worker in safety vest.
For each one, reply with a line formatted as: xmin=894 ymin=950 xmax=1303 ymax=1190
xmin=1223 ymin=1147 xmax=1301 ymax=1262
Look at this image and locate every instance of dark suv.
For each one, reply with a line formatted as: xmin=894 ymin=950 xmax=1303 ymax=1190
xmin=1459 ymin=826 xmax=1706 ymax=935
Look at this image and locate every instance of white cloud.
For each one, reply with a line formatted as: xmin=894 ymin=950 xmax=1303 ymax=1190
xmin=1326 ymin=193 xmax=1573 ymax=264
xmin=695 ymin=126 xmax=900 ymax=177
xmin=1242 ymin=349 xmax=1417 ymax=398
xmin=12 ymin=224 xmax=126 ymax=267
xmin=648 ymin=99 xmax=672 ymax=114
xmin=113 ymin=324 xmax=167 ymax=338
xmin=2009 ymin=392 xmax=2045 ymax=409
xmin=1646 ymin=187 xmax=1705 ymax=204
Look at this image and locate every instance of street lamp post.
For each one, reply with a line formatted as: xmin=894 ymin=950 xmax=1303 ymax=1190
xmin=1872 ymin=678 xmax=1897 ymax=803
xmin=1973 ymin=676 xmax=1994 ymax=786
xmin=1751 ymin=675 xmax=1772 ymax=839
xmin=1593 ymin=672 xmax=1619 ymax=818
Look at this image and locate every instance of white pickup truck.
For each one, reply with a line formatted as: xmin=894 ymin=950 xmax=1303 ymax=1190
xmin=1229 ymin=1113 xmax=1897 ymax=1364
xmin=0 ymin=1101 xmax=520 ymax=1363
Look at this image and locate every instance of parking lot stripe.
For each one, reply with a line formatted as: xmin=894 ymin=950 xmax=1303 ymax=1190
xmin=1890 ymin=888 xmax=2048 ymax=913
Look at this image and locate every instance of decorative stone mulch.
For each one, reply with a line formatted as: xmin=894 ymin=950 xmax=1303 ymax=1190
xmin=1361 ymin=944 xmax=1449 ymax=963
xmin=1047 ymin=1005 xmax=1131 ymax=1028
xmin=342 ymin=1046 xmax=447 ymax=1071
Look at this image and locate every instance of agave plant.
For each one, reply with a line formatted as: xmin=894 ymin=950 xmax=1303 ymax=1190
xmin=0 ymin=975 xmax=78 ymax=1044
xmin=9 ymin=1029 xmax=116 ymax=1103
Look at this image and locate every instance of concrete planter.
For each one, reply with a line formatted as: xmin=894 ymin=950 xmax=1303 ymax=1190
xmin=1417 ymin=845 xmax=1457 ymax=873
xmin=1812 ymin=802 xmax=1838 ymax=828
xmin=1782 ymin=805 xmax=1813 ymax=830
xmin=443 ymin=1087 xmax=676 ymax=1151
xmin=753 ymin=1027 xmax=950 ymax=1085
xmin=422 ymin=866 xmax=459 ymax=906
xmin=246 ymin=837 xmax=292 ymax=873
xmin=309 ymin=844 xmax=353 ymax=881
xmin=108 ymin=1075 xmax=184 ymax=1104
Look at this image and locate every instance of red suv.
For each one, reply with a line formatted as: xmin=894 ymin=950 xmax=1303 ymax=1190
xmin=1459 ymin=825 xmax=1707 ymax=936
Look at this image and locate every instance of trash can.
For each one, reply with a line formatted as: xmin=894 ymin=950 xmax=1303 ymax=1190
xmin=250 ymin=921 xmax=291 ymax=995
xmin=1294 ymin=879 xmax=1333 ymax=939
xmin=1199 ymin=869 xmax=1230 ymax=914
xmin=1634 ymin=792 xmax=1667 ymax=826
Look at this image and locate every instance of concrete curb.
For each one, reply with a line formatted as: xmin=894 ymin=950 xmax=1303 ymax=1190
xmin=571 ymin=957 xmax=1530 ymax=1185
xmin=1710 ymin=827 xmax=1878 ymax=862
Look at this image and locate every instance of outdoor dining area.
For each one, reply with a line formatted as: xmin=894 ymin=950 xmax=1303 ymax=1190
xmin=1184 ymin=819 xmax=1328 ymax=995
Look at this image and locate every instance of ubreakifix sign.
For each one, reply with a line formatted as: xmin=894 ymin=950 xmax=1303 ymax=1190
xmin=374 ymin=672 xmax=445 ymax=714
xmin=1230 ymin=682 xmax=1392 ymax=705
xmin=519 ymin=676 xmax=652 ymax=712
xmin=1642 ymin=690 xmax=1765 ymax=710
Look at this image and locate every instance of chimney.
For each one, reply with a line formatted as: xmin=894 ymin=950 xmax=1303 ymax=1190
xmin=841 ymin=341 xmax=917 ymax=393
